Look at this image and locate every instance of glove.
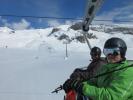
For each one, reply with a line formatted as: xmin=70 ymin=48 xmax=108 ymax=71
xmin=70 ymin=80 xmax=83 ymax=93
xmin=63 ymin=79 xmax=73 ymax=93
xmin=63 ymin=79 xmax=83 ymax=94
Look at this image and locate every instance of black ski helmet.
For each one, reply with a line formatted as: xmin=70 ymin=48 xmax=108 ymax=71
xmin=90 ymin=46 xmax=101 ymax=56
xmin=104 ymin=37 xmax=127 ymax=57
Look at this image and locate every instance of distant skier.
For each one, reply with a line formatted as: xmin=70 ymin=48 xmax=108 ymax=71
xmin=63 ymin=37 xmax=133 ymax=100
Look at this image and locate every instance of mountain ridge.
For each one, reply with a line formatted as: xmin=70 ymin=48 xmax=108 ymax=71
xmin=0 ymin=23 xmax=133 ymax=52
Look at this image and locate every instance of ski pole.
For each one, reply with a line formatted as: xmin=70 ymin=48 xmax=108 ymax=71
xmin=51 ymin=85 xmax=63 ymax=93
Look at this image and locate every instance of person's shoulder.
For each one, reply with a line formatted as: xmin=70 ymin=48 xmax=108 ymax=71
xmin=99 ymin=57 xmax=107 ymax=63
xmin=127 ymin=59 xmax=133 ymax=65
xmin=120 ymin=60 xmax=133 ymax=76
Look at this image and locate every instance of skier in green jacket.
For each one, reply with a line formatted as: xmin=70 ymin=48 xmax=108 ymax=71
xmin=63 ymin=37 xmax=133 ymax=100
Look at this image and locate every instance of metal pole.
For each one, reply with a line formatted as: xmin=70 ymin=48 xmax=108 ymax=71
xmin=82 ymin=31 xmax=92 ymax=50
xmin=66 ymin=43 xmax=68 ymax=58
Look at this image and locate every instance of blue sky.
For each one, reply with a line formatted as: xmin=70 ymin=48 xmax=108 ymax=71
xmin=0 ymin=0 xmax=133 ymax=29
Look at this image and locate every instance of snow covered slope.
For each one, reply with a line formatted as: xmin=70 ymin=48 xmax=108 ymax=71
xmin=0 ymin=24 xmax=133 ymax=100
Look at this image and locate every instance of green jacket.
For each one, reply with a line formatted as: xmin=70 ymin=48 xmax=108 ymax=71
xmin=82 ymin=60 xmax=133 ymax=100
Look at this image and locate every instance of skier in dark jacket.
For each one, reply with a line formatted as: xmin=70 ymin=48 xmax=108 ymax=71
xmin=70 ymin=46 xmax=107 ymax=82
xmin=63 ymin=46 xmax=107 ymax=100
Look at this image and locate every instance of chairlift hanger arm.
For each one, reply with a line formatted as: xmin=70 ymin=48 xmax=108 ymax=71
xmin=82 ymin=0 xmax=104 ymax=50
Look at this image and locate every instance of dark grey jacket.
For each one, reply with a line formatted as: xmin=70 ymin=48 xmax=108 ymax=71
xmin=70 ymin=57 xmax=107 ymax=81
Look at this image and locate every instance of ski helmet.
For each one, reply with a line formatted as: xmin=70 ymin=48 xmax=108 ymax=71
xmin=90 ymin=46 xmax=101 ymax=56
xmin=104 ymin=37 xmax=127 ymax=57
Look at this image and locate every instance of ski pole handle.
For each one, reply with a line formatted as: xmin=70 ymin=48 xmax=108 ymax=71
xmin=51 ymin=85 xmax=63 ymax=93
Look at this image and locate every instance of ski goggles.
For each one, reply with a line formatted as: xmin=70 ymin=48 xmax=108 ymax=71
xmin=103 ymin=48 xmax=121 ymax=56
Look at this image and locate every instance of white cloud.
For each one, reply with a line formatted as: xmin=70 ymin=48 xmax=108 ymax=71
xmin=93 ymin=3 xmax=133 ymax=25
xmin=0 ymin=17 xmax=8 ymax=24
xmin=1 ymin=18 xmax=31 ymax=30
xmin=65 ymin=20 xmax=79 ymax=25
xmin=11 ymin=19 xmax=31 ymax=30
xmin=47 ymin=20 xmax=61 ymax=27
xmin=47 ymin=20 xmax=82 ymax=27
xmin=65 ymin=20 xmax=73 ymax=25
